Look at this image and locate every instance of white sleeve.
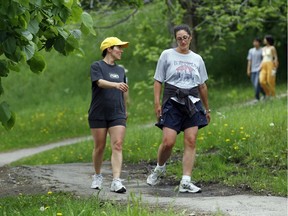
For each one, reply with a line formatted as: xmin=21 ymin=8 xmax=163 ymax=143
xmin=199 ymin=57 xmax=208 ymax=84
xmin=154 ymin=51 xmax=167 ymax=83
xmin=247 ymin=49 xmax=252 ymax=60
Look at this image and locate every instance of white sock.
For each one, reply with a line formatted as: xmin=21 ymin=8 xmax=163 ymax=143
xmin=182 ymin=175 xmax=191 ymax=182
xmin=155 ymin=163 xmax=166 ymax=170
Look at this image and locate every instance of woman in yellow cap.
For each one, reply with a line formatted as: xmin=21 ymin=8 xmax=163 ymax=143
xmin=88 ymin=37 xmax=129 ymax=193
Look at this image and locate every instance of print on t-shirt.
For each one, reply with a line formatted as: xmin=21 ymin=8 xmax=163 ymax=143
xmin=173 ymin=60 xmax=199 ymax=85
xmin=109 ymin=73 xmax=120 ymax=79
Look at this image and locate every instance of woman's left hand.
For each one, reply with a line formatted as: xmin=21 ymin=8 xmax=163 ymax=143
xmin=206 ymin=112 xmax=211 ymax=124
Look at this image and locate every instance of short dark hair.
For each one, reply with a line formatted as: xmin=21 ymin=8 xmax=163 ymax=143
xmin=102 ymin=46 xmax=114 ymax=57
xmin=173 ymin=24 xmax=192 ymax=38
xmin=254 ymin=37 xmax=262 ymax=43
xmin=264 ymin=35 xmax=274 ymax=45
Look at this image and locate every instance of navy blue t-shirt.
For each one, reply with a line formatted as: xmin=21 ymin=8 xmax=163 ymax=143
xmin=88 ymin=60 xmax=126 ymax=121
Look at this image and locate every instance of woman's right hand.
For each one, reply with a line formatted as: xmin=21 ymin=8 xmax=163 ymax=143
xmin=154 ymin=103 xmax=162 ymax=120
xmin=115 ymin=82 xmax=129 ymax=92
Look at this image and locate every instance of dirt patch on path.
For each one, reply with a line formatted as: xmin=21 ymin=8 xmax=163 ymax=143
xmin=0 ymin=162 xmax=253 ymax=198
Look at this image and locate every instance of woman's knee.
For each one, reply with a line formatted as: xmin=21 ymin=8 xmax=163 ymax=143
xmin=94 ymin=143 xmax=106 ymax=154
xmin=162 ymin=137 xmax=175 ymax=149
xmin=112 ymin=139 xmax=123 ymax=151
xmin=184 ymin=136 xmax=196 ymax=148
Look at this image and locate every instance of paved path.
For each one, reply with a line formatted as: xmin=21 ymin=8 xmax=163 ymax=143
xmin=0 ymin=136 xmax=92 ymax=166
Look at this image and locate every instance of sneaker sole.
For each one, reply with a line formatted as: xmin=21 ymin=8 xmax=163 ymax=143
xmin=111 ymin=187 xmax=126 ymax=193
xmin=147 ymin=179 xmax=161 ymax=186
xmin=179 ymin=188 xmax=201 ymax=193
xmin=91 ymin=186 xmax=101 ymax=190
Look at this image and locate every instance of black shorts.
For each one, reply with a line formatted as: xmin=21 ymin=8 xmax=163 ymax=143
xmin=156 ymin=99 xmax=208 ymax=133
xmin=89 ymin=118 xmax=126 ymax=129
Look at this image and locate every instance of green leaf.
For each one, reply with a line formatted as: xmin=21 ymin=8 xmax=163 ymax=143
xmin=23 ymin=42 xmax=36 ymax=60
xmin=0 ymin=102 xmax=16 ymax=130
xmin=70 ymin=29 xmax=81 ymax=39
xmin=3 ymin=36 xmax=17 ymax=55
xmin=27 ymin=53 xmax=46 ymax=73
xmin=54 ymin=37 xmax=66 ymax=54
xmin=28 ymin=19 xmax=40 ymax=35
xmin=52 ymin=0 xmax=61 ymax=7
xmin=22 ymin=30 xmax=33 ymax=41
xmin=66 ymin=35 xmax=79 ymax=49
xmin=0 ymin=101 xmax=12 ymax=125
xmin=18 ymin=15 xmax=28 ymax=29
xmin=0 ymin=78 xmax=4 ymax=96
xmin=8 ymin=61 xmax=20 ymax=72
xmin=81 ymin=12 xmax=96 ymax=35
xmin=63 ymin=0 xmax=73 ymax=9
xmin=0 ymin=60 xmax=9 ymax=77
xmin=57 ymin=27 xmax=69 ymax=39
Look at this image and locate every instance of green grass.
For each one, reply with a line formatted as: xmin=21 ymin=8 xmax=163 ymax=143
xmin=12 ymin=94 xmax=288 ymax=196
xmin=0 ymin=192 xmax=179 ymax=216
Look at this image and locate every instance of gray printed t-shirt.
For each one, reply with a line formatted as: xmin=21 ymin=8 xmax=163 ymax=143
xmin=247 ymin=47 xmax=262 ymax=72
xmin=88 ymin=60 xmax=126 ymax=121
xmin=154 ymin=48 xmax=208 ymax=103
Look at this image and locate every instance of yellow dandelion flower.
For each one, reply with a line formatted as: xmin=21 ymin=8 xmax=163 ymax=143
xmin=225 ymin=139 xmax=230 ymax=142
xmin=224 ymin=124 xmax=228 ymax=127
xmin=198 ymin=136 xmax=204 ymax=140
xmin=234 ymin=145 xmax=239 ymax=150
xmin=245 ymin=134 xmax=250 ymax=138
xmin=56 ymin=213 xmax=63 ymax=216
xmin=47 ymin=191 xmax=52 ymax=195
xmin=242 ymin=137 xmax=246 ymax=141
xmin=240 ymin=127 xmax=244 ymax=130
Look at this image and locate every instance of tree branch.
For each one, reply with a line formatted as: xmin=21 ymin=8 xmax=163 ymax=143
xmin=93 ymin=8 xmax=138 ymax=29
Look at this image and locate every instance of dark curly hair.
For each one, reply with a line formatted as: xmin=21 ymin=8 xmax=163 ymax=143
xmin=173 ymin=24 xmax=192 ymax=38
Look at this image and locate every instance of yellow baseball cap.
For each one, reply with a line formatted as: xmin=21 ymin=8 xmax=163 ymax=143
xmin=100 ymin=37 xmax=129 ymax=52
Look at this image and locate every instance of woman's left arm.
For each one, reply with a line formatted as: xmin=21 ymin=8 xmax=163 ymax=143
xmin=198 ymin=83 xmax=211 ymax=123
xmin=124 ymin=91 xmax=129 ymax=119
xmin=272 ymin=46 xmax=279 ymax=68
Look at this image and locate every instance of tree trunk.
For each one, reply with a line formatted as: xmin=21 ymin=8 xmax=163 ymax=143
xmin=178 ymin=0 xmax=199 ymax=52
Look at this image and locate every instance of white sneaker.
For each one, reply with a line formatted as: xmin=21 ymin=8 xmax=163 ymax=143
xmin=91 ymin=174 xmax=103 ymax=190
xmin=179 ymin=180 xmax=201 ymax=193
xmin=147 ymin=166 xmax=166 ymax=186
xmin=110 ymin=178 xmax=126 ymax=193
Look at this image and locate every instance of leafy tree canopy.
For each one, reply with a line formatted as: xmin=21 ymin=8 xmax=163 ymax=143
xmin=0 ymin=0 xmax=95 ymax=129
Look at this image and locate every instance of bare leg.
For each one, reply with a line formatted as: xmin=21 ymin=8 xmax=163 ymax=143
xmin=108 ymin=126 xmax=126 ymax=179
xmin=91 ymin=128 xmax=108 ymax=174
xmin=157 ymin=127 xmax=177 ymax=166
xmin=183 ymin=127 xmax=198 ymax=176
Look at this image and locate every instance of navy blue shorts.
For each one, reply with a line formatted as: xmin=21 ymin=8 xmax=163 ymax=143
xmin=89 ymin=118 xmax=126 ymax=129
xmin=155 ymin=99 xmax=208 ymax=133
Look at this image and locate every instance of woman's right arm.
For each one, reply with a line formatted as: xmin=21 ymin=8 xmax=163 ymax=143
xmin=154 ymin=80 xmax=162 ymax=119
xmin=97 ymin=79 xmax=128 ymax=92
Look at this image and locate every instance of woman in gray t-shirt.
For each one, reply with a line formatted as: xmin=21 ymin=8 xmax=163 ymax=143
xmin=88 ymin=37 xmax=129 ymax=193
xmin=147 ymin=24 xmax=211 ymax=193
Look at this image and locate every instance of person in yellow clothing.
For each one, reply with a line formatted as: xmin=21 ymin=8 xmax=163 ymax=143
xmin=259 ymin=35 xmax=279 ymax=97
